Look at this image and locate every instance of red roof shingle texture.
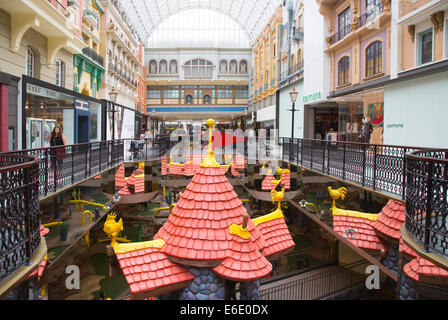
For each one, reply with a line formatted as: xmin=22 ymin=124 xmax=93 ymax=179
xmin=281 ymin=172 xmax=290 ymax=190
xmin=404 ymin=255 xmax=448 ymax=281
xmin=399 ymin=237 xmax=418 ymax=258
xmin=231 ymin=166 xmax=243 ymax=177
xmin=262 ymin=173 xmax=279 ymax=191
xmin=115 ymin=164 xmax=125 ymax=188
xmin=212 ymin=231 xmax=272 ymax=282
xmin=168 ymin=163 xmax=184 ymax=176
xmin=255 ymin=216 xmax=295 ymax=259
xmin=116 ymin=247 xmax=195 ymax=295
xmin=156 ymin=166 xmax=249 ymax=262
xmin=373 ymin=200 xmax=406 ymax=239
xmin=333 ymin=215 xmax=387 ymax=252
xmin=161 ymin=156 xmax=168 ymax=176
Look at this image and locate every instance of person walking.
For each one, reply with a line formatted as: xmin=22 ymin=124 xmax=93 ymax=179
xmin=50 ymin=125 xmax=66 ymax=179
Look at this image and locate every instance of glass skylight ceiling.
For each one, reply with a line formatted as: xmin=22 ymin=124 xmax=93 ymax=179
xmin=148 ymin=9 xmax=250 ymax=48
xmin=118 ymin=0 xmax=284 ymax=46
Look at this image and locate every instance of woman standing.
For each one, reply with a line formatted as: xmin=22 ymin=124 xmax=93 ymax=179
xmin=50 ymin=125 xmax=67 ymax=177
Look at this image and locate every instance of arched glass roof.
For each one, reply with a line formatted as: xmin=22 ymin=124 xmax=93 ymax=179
xmin=148 ymin=9 xmax=251 ymax=48
xmin=118 ymin=0 xmax=284 ymax=46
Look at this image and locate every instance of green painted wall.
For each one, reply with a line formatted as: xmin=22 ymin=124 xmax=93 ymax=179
xmin=384 ymin=71 xmax=448 ymax=148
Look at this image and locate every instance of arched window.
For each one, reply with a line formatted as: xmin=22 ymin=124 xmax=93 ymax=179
xmin=229 ymin=60 xmax=238 ymax=74
xmin=185 ymin=95 xmax=193 ymax=104
xmin=184 ymin=59 xmax=213 ymax=78
xmin=366 ymin=41 xmax=382 ymax=77
xmin=169 ymin=60 xmax=178 ymax=74
xmin=159 ymin=60 xmax=167 ymax=74
xmin=338 ymin=56 xmax=350 ymax=86
xmin=219 ymin=60 xmax=228 ymax=74
xmin=239 ymin=60 xmax=248 ymax=74
xmin=149 ymin=60 xmax=156 ymax=74
xmin=203 ymin=95 xmax=211 ymax=104
xmin=26 ymin=47 xmax=35 ymax=77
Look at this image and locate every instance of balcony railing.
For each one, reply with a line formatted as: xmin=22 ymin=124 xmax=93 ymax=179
xmin=82 ymin=47 xmax=104 ymax=66
xmin=292 ymin=27 xmax=304 ymax=41
xmin=279 ymin=138 xmax=422 ymax=199
xmin=405 ymin=150 xmax=448 ymax=258
xmin=271 ymin=79 xmax=276 ymax=87
xmin=0 ymin=154 xmax=41 ymax=283
xmin=358 ymin=2 xmax=384 ymax=29
xmin=48 ymin=0 xmax=68 ymax=17
xmin=330 ymin=24 xmax=352 ymax=45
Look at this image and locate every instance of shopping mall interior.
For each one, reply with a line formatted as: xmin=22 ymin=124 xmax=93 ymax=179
xmin=0 ymin=0 xmax=448 ymax=305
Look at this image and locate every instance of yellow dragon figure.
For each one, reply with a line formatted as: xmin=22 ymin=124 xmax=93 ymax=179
xmin=328 ymin=187 xmax=348 ymax=209
xmin=103 ymin=213 xmax=123 ymax=247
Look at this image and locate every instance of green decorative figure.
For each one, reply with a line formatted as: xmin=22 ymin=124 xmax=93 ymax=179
xmin=137 ymin=222 xmax=142 ymax=242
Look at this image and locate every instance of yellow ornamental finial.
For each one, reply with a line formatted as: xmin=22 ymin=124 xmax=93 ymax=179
xmin=201 ymin=119 xmax=220 ymax=168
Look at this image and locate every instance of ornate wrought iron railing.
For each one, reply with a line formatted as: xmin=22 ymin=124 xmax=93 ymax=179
xmin=6 ymin=137 xmax=172 ymax=199
xmin=280 ymin=138 xmax=422 ymax=199
xmin=405 ymin=150 xmax=448 ymax=257
xmin=0 ymin=154 xmax=41 ymax=283
xmin=259 ymin=260 xmax=370 ymax=300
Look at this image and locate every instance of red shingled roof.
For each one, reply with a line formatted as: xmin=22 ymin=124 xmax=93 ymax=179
xmin=231 ymin=166 xmax=242 ymax=177
xmin=232 ymin=154 xmax=246 ymax=170
xmin=168 ymin=163 xmax=184 ymax=176
xmin=116 ymin=247 xmax=195 ymax=297
xmin=161 ymin=156 xmax=168 ymax=176
xmin=399 ymin=237 xmax=418 ymax=258
xmin=115 ymin=164 xmax=125 ymax=188
xmin=40 ymin=225 xmax=49 ymax=237
xmin=156 ymin=166 xmax=249 ymax=264
xmin=262 ymin=173 xmax=279 ymax=191
xmin=254 ymin=215 xmax=295 ymax=259
xmin=183 ymin=162 xmax=195 ymax=176
xmin=373 ymin=200 xmax=406 ymax=240
xmin=94 ymin=175 xmax=101 ymax=180
xmin=212 ymin=231 xmax=272 ymax=282
xmin=333 ymin=215 xmax=387 ymax=253
xmin=28 ymin=258 xmax=48 ymax=281
xmin=134 ymin=176 xmax=145 ymax=194
xmin=404 ymin=255 xmax=448 ymax=281
xmin=220 ymin=166 xmax=230 ymax=175
xmin=118 ymin=184 xmax=132 ymax=195
xmin=281 ymin=172 xmax=290 ymax=190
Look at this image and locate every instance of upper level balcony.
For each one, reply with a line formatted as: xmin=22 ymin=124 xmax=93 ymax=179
xmin=326 ymin=2 xmax=389 ymax=50
xmin=82 ymin=47 xmax=103 ymax=66
xmin=292 ymin=27 xmax=304 ymax=41
xmin=0 ymin=0 xmax=85 ymax=65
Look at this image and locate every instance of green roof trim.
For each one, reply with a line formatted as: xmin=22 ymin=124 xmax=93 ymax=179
xmin=92 ymin=0 xmax=104 ymax=15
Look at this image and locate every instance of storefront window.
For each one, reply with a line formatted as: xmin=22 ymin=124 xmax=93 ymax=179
xmin=89 ymin=102 xmax=101 ymax=142
xmin=25 ymin=83 xmax=75 ymax=148
xmin=338 ymin=104 xmax=363 ymax=142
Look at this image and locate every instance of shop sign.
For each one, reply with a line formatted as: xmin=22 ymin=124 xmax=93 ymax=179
xmin=303 ymin=92 xmax=322 ymax=103
xmin=75 ymin=100 xmax=89 ymax=111
xmin=386 ymin=123 xmax=404 ymax=129
xmin=26 ymin=83 xmax=72 ymax=100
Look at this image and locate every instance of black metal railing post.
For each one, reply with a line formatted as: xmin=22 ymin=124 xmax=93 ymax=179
xmin=362 ymin=144 xmax=366 ymax=187
xmin=99 ymin=141 xmax=102 ymax=172
xmin=88 ymin=143 xmax=92 ymax=177
xmin=423 ymin=161 xmax=434 ymax=252
xmin=71 ymin=147 xmax=74 ymax=185
xmin=322 ymin=141 xmax=326 ymax=174
xmin=402 ymin=148 xmax=407 ymax=200
xmin=44 ymin=149 xmax=48 ymax=196
xmin=300 ymin=139 xmax=304 ymax=167
xmin=310 ymin=140 xmax=314 ymax=170
xmin=373 ymin=145 xmax=377 ymax=190
xmin=25 ymin=165 xmax=32 ymax=265
xmin=342 ymin=143 xmax=346 ymax=181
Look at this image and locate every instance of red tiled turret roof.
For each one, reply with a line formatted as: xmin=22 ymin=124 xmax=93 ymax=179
xmin=399 ymin=237 xmax=418 ymax=258
xmin=333 ymin=212 xmax=387 ymax=253
xmin=212 ymin=227 xmax=272 ymax=282
xmin=231 ymin=166 xmax=243 ymax=177
xmin=232 ymin=154 xmax=246 ymax=170
xmin=262 ymin=172 xmax=279 ymax=191
xmin=161 ymin=156 xmax=168 ymax=176
xmin=168 ymin=163 xmax=184 ymax=176
xmin=404 ymin=255 xmax=448 ymax=282
xmin=114 ymin=241 xmax=195 ymax=297
xmin=115 ymin=164 xmax=125 ymax=188
xmin=373 ymin=200 xmax=406 ymax=240
xmin=118 ymin=184 xmax=132 ymax=195
xmin=281 ymin=171 xmax=290 ymax=190
xmin=253 ymin=206 xmax=295 ymax=260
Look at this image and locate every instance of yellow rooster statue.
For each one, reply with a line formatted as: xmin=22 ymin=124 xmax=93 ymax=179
xmin=271 ymin=188 xmax=285 ymax=205
xmin=103 ymin=213 xmax=123 ymax=247
xmin=328 ymin=187 xmax=348 ymax=209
